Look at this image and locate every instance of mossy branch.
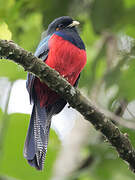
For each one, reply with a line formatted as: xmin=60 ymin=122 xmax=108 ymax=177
xmin=0 ymin=39 xmax=135 ymax=173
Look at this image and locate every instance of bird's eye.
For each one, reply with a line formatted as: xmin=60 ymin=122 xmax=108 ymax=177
xmin=58 ymin=24 xmax=64 ymax=28
xmin=56 ymin=24 xmax=64 ymax=31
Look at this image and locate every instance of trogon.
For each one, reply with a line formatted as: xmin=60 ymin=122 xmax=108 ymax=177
xmin=24 ymin=16 xmax=87 ymax=170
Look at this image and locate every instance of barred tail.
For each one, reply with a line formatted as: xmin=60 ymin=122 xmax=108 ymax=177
xmin=24 ymin=100 xmax=51 ymax=170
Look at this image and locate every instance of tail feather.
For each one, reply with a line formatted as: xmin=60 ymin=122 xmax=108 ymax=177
xmin=24 ymin=100 xmax=51 ymax=170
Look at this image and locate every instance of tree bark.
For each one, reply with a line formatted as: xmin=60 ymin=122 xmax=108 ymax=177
xmin=0 ymin=39 xmax=135 ymax=173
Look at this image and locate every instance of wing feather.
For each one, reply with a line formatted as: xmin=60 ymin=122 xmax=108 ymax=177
xmin=26 ymin=35 xmax=50 ymax=103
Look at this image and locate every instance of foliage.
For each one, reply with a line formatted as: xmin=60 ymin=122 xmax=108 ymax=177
xmin=1 ymin=0 xmax=135 ymax=179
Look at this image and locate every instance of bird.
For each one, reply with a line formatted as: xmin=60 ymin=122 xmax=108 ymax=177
xmin=24 ymin=16 xmax=87 ymax=170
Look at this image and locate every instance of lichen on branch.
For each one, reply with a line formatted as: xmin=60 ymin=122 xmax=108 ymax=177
xmin=0 ymin=39 xmax=135 ymax=172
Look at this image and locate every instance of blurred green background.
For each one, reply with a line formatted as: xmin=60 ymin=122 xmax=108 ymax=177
xmin=1 ymin=0 xmax=135 ymax=179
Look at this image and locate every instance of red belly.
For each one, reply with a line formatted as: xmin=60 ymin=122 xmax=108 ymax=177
xmin=34 ymin=34 xmax=86 ymax=107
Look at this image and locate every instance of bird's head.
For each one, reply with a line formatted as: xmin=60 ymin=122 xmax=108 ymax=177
xmin=47 ymin=16 xmax=80 ymax=35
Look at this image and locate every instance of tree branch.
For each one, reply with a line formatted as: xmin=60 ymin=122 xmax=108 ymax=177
xmin=0 ymin=39 xmax=135 ymax=173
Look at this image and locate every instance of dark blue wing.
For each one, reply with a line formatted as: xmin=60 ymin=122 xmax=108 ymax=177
xmin=34 ymin=35 xmax=50 ymax=59
xmin=26 ymin=35 xmax=51 ymax=103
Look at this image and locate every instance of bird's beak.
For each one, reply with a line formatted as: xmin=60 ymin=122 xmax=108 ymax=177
xmin=68 ymin=20 xmax=80 ymax=27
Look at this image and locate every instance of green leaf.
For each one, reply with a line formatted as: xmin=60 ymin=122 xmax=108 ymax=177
xmin=81 ymin=20 xmax=98 ymax=46
xmin=104 ymin=58 xmax=126 ymax=89
xmin=0 ymin=22 xmax=12 ymax=40
xmin=90 ymin=0 xmax=124 ymax=33
xmin=88 ymin=142 xmax=135 ymax=180
xmin=0 ymin=60 xmax=26 ymax=81
xmin=0 ymin=113 xmax=60 ymax=180
xmin=124 ymin=0 xmax=135 ymax=8
xmin=104 ymin=57 xmax=135 ymax=101
xmin=118 ymin=59 xmax=135 ymax=101
xmin=124 ymin=24 xmax=135 ymax=38
xmin=17 ymin=13 xmax=43 ymax=51
xmin=0 ymin=108 xmax=3 ymax=122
